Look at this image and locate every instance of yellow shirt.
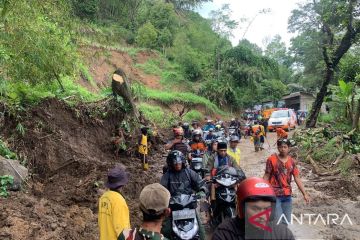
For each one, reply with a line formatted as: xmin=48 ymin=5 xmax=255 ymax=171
xmin=138 ymin=134 xmax=148 ymax=155
xmin=98 ymin=190 xmax=130 ymax=240
xmin=227 ymin=147 xmax=241 ymax=166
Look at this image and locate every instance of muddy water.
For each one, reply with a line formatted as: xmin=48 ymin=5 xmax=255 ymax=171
xmin=238 ymin=132 xmax=360 ymax=240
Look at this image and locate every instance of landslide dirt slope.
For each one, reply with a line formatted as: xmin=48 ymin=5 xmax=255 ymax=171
xmin=0 ymin=98 xmax=163 ymax=240
xmin=79 ymin=46 xmax=162 ymax=92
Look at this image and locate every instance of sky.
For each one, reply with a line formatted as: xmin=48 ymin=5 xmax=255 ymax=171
xmin=196 ymin=0 xmax=305 ymax=50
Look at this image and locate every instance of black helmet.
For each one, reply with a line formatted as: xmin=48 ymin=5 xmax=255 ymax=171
xmin=166 ymin=150 xmax=186 ymax=168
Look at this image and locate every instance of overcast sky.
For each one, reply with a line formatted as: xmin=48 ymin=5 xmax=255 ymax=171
xmin=197 ymin=0 xmax=306 ymax=50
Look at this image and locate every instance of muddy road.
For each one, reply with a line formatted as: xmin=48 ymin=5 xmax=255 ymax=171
xmin=237 ymin=132 xmax=360 ymax=240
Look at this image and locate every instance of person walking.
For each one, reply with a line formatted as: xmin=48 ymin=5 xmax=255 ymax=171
xmin=98 ymin=166 xmax=130 ymax=240
xmin=118 ymin=183 xmax=171 ymax=240
xmin=138 ymin=126 xmax=150 ymax=170
xmin=263 ymin=139 xmax=310 ymax=225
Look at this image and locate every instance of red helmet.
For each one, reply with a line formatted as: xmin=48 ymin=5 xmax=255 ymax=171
xmin=236 ymin=177 xmax=276 ymax=219
xmin=173 ymin=127 xmax=184 ymax=136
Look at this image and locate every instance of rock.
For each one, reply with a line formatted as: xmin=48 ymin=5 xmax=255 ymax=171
xmin=0 ymin=156 xmax=28 ymax=188
xmin=50 ymin=223 xmax=58 ymax=231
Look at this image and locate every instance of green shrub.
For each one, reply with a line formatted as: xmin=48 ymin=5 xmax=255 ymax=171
xmin=339 ymin=156 xmax=353 ymax=176
xmin=183 ymin=110 xmax=203 ymax=122
xmin=0 ymin=139 xmax=17 ymax=160
xmin=136 ymin=22 xmax=158 ymax=48
xmin=6 ymin=76 xmax=101 ymax=106
xmin=312 ymin=137 xmax=342 ymax=163
xmin=138 ymin=103 xmax=177 ymax=127
xmin=318 ymin=113 xmax=335 ymax=124
xmin=0 ymin=175 xmax=14 ymax=198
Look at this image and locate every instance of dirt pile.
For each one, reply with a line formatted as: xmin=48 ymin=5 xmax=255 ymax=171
xmin=80 ymin=46 xmax=161 ymax=91
xmin=0 ymin=98 xmax=165 ymax=240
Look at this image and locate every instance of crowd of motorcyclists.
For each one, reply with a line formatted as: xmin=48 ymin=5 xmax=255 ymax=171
xmin=99 ymin=117 xmax=309 ymax=240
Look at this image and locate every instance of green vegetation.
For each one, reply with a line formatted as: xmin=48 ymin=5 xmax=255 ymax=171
xmin=138 ymin=103 xmax=176 ymax=128
xmin=0 ymin=139 xmax=17 ymax=160
xmin=139 ymin=86 xmax=224 ymax=115
xmin=0 ymin=175 xmax=14 ymax=198
xmin=183 ymin=110 xmax=203 ymax=122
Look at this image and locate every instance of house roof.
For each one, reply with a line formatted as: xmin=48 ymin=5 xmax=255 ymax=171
xmin=282 ymin=91 xmax=314 ymax=100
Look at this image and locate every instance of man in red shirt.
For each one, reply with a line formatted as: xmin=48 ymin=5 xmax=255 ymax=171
xmin=276 ymin=127 xmax=288 ymax=140
xmin=263 ymin=138 xmax=310 ymax=225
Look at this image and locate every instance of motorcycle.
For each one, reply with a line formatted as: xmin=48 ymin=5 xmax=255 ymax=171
xmin=170 ymin=194 xmax=200 ymax=240
xmin=190 ymin=150 xmax=208 ymax=178
xmin=210 ymin=166 xmax=246 ymax=226
xmin=243 ymin=124 xmax=251 ymax=138
xmin=228 ymin=126 xmax=238 ymax=136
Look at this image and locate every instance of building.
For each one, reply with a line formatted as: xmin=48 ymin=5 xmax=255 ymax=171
xmin=282 ymin=92 xmax=326 ymax=112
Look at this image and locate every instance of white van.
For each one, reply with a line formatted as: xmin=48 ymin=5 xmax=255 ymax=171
xmin=268 ymin=109 xmax=297 ymax=132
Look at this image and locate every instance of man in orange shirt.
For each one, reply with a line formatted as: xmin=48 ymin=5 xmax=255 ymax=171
xmin=263 ymin=139 xmax=310 ymax=225
xmin=276 ymin=127 xmax=288 ymax=140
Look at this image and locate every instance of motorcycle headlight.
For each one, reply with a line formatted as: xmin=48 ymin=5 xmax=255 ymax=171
xmin=172 ymin=218 xmax=199 ymax=240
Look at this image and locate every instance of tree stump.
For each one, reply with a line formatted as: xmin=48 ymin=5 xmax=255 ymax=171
xmin=111 ymin=69 xmax=139 ymax=120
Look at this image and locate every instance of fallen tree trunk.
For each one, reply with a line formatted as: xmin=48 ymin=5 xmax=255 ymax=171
xmin=307 ymin=155 xmax=341 ymax=176
xmin=111 ymin=69 xmax=139 ymax=120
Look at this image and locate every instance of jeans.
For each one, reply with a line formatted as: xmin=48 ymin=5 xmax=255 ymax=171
xmin=275 ymin=195 xmax=292 ymax=225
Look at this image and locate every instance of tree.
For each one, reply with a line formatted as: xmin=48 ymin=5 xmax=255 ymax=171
xmin=166 ymin=0 xmax=211 ymax=11
xmin=209 ymin=4 xmax=238 ymax=81
xmin=260 ymin=79 xmax=288 ymax=106
xmin=136 ymin=22 xmax=158 ymax=48
xmin=1 ymin=0 xmax=77 ymax=91
xmin=209 ymin=4 xmax=238 ymax=40
xmin=265 ymin=35 xmax=287 ymax=65
xmin=264 ymin=35 xmax=294 ymax=84
xmin=72 ymin=0 xmax=99 ymax=20
xmin=289 ymin=0 xmax=360 ymax=128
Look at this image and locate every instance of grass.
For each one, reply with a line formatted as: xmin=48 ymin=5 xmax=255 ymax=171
xmin=138 ymin=103 xmax=177 ymax=128
xmin=142 ymin=87 xmax=225 ymax=115
xmin=134 ymin=54 xmax=193 ymax=90
xmin=135 ymin=59 xmax=162 ymax=75
xmin=183 ymin=110 xmax=203 ymax=122
xmin=6 ymin=76 xmax=102 ymax=106
xmin=78 ymin=62 xmax=96 ymax=87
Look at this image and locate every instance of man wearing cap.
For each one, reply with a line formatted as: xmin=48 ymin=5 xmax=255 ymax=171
xmin=98 ymin=166 xmax=130 ymax=240
xmin=118 ymin=183 xmax=171 ymax=240
xmin=227 ymin=136 xmax=241 ymax=166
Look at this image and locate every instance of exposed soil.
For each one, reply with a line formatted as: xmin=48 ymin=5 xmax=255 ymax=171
xmin=0 ymin=98 xmax=165 ymax=240
xmin=80 ymin=46 xmax=161 ymax=91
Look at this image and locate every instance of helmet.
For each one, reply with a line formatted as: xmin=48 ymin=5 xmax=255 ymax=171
xmin=231 ymin=118 xmax=235 ymax=121
xmin=230 ymin=136 xmax=240 ymax=142
xmin=236 ymin=177 xmax=276 ymax=219
xmin=173 ymin=127 xmax=184 ymax=136
xmin=207 ymin=119 xmax=212 ymax=123
xmin=183 ymin=122 xmax=189 ymax=127
xmin=215 ymin=124 xmax=221 ymax=130
xmin=166 ymin=150 xmax=186 ymax=168
xmin=209 ymin=128 xmax=214 ymax=132
xmin=192 ymin=129 xmax=202 ymax=137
